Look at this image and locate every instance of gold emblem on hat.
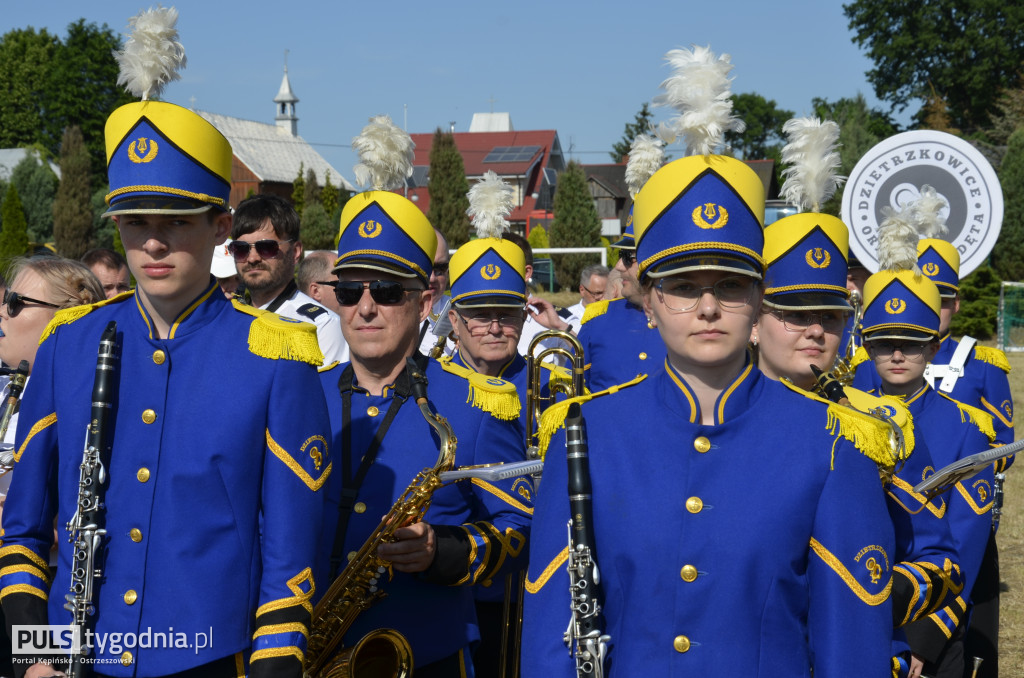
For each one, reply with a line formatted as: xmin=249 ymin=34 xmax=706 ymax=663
xmin=805 ymin=248 xmax=831 ymax=269
xmin=865 ymin=557 xmax=883 ymax=584
xmin=626 ymin=212 xmax=633 ymax=227
xmin=481 ymin=263 xmax=502 ymax=280
xmin=127 ymin=137 xmax=159 ymax=164
xmin=358 ymin=220 xmax=383 ymax=238
xmin=922 ymin=262 xmax=940 ymax=277
xmin=885 ymin=298 xmax=906 ymax=314
xmin=691 ymin=203 xmax=729 ymax=230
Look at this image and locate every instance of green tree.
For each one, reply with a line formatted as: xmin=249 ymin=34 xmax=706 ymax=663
xmin=526 ymin=225 xmax=549 ymax=250
xmin=9 ymin=151 xmax=58 ymax=243
xmin=91 ymin=185 xmax=116 ymax=250
xmin=0 ymin=28 xmax=57 ymax=150
xmin=988 ymin=77 xmax=1024 ymax=146
xmin=610 ymin=103 xmax=656 ymax=163
xmin=725 ymin=92 xmax=794 ymax=160
xmin=426 ymin=128 xmax=471 ymax=247
xmin=0 ymin=184 xmax=31 ymax=261
xmin=322 ymin=170 xmax=339 ymax=218
xmin=52 ymin=126 xmax=94 ymax=258
xmin=549 ymin=161 xmax=602 ymax=290
xmin=950 ymin=266 xmax=1001 ymax=339
xmin=301 ymin=202 xmax=334 ymax=251
xmin=991 ymin=127 xmax=1024 ymax=281
xmin=303 ymin=167 xmax=321 ymax=209
xmin=843 ymin=0 xmax=1024 ymax=133
xmin=292 ymin=163 xmax=306 ymax=217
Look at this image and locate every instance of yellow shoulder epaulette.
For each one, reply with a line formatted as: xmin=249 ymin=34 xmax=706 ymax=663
xmin=438 ymin=359 xmax=521 ymax=421
xmin=536 ymin=374 xmax=646 ymax=459
xmin=973 ymin=345 xmax=1011 ymax=373
xmin=937 ymin=391 xmax=996 ymax=442
xmin=850 ymin=345 xmax=871 ymax=369
xmin=38 ymin=291 xmax=133 ymax=344
xmin=779 ymin=379 xmax=912 ymax=470
xmin=318 ymin=360 xmax=341 ymax=373
xmin=580 ymin=299 xmax=610 ymax=326
xmin=231 ymin=300 xmax=324 ymax=366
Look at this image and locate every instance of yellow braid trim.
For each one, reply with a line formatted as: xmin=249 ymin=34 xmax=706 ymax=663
xmin=536 ymin=374 xmax=646 ymax=459
xmin=580 ymin=299 xmax=610 ymax=326
xmin=850 ymin=345 xmax=871 ymax=369
xmin=937 ymin=392 xmax=996 ymax=442
xmin=37 ymin=291 xmax=133 ymax=344
xmin=439 ymin=360 xmax=521 ymax=421
xmin=973 ymin=345 xmax=1010 ymax=373
xmin=231 ymin=300 xmax=324 ymax=366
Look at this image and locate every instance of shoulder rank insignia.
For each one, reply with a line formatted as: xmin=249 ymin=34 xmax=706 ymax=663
xmin=38 ymin=290 xmax=133 ymax=344
xmin=936 ymin=391 xmax=996 ymax=442
xmin=536 ymin=374 xmax=645 ymax=459
xmin=580 ymin=299 xmax=610 ymax=326
xmin=780 ymin=379 xmax=913 ymax=470
xmin=231 ymin=300 xmax=324 ymax=365
xmin=297 ymin=303 xmax=328 ymax=321
xmin=973 ymin=345 xmax=1011 ymax=373
xmin=849 ymin=345 xmax=871 ymax=369
xmin=439 ymin=359 xmax=521 ymax=421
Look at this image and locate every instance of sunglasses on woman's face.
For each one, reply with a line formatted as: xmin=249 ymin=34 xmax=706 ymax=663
xmin=329 ymin=280 xmax=420 ymax=306
xmin=226 ymin=238 xmax=294 ymax=261
xmin=3 ymin=289 xmax=61 ymax=317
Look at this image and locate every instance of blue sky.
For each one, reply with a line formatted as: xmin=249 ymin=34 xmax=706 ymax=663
xmin=7 ymin=0 xmax=907 ymax=184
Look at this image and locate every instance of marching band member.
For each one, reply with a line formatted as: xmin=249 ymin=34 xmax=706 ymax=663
xmin=0 ymin=9 xmax=330 ymax=677
xmin=316 ymin=117 xmax=532 ymax=678
xmin=522 ymin=46 xmax=894 ymax=677
xmin=751 ymin=121 xmax=961 ymax=676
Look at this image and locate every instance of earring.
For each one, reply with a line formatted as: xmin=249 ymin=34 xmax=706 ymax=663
xmin=647 ymin=317 xmax=656 ymax=329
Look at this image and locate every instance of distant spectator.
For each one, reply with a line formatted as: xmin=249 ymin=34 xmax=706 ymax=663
xmin=297 ymin=250 xmax=343 ymax=316
xmin=81 ymin=248 xmax=131 ymax=299
xmin=210 ymin=239 xmax=242 ymax=299
xmin=567 ymin=264 xmax=609 ymax=319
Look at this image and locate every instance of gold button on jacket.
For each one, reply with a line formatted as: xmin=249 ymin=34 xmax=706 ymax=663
xmin=685 ymin=497 xmax=703 ymax=513
xmin=141 ymin=409 xmax=157 ymax=424
xmin=137 ymin=467 xmax=150 ymax=482
xmin=124 ymin=589 xmax=138 ymax=605
xmin=152 ymin=350 xmax=166 ymax=365
xmin=693 ymin=436 xmax=711 ymax=453
xmin=680 ymin=564 xmax=698 ymax=582
xmin=673 ymin=635 xmax=691 ymax=653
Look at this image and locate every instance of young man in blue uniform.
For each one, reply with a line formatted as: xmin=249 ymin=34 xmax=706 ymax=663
xmin=522 ymin=148 xmax=895 ymax=677
xmin=0 ymin=94 xmax=330 ymax=677
xmin=316 ymin=137 xmax=533 ymax=677
xmin=858 ymin=268 xmax=996 ymax=678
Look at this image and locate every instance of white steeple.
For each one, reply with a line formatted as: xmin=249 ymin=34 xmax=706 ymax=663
xmin=274 ymin=51 xmax=299 ymax=136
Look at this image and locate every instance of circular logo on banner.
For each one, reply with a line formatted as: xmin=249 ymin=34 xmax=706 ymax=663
xmin=841 ymin=131 xmax=1003 ymax=277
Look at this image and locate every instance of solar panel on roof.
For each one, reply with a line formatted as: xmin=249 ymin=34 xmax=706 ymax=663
xmin=483 ymin=145 xmax=541 ymax=163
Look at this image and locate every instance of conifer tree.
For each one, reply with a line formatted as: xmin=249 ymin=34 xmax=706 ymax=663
xmin=0 ymin=184 xmax=30 ymax=262
xmin=426 ymin=128 xmax=471 ymax=247
xmin=322 ymin=170 xmax=339 ymax=218
xmin=292 ymin=162 xmax=306 ymax=217
xmin=303 ymin=167 xmax=321 ymax=209
xmin=526 ymin=225 xmax=549 ymax=250
xmin=992 ymin=127 xmax=1024 ymax=282
xmin=52 ymin=125 xmax=93 ymax=258
xmin=548 ymin=161 xmax=602 ymax=289
xmin=301 ymin=202 xmax=334 ymax=251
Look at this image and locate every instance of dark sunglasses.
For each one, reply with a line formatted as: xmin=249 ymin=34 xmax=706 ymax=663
xmin=3 ymin=289 xmax=61 ymax=317
xmin=226 ymin=238 xmax=294 ymax=261
xmin=331 ymin=280 xmax=420 ymax=306
xmin=619 ymin=249 xmax=636 ymax=266
xmin=432 ymin=261 xmax=450 ymax=276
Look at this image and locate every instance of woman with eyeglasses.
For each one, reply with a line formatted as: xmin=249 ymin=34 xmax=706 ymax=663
xmin=521 ymin=151 xmax=895 ymax=677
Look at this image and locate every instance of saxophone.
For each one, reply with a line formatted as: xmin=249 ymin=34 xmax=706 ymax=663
xmin=305 ymin=357 xmax=457 ymax=678
xmin=0 ymin=360 xmax=30 ymax=472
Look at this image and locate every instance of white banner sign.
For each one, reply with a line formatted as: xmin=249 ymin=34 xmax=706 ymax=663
xmin=841 ymin=130 xmax=1003 ymax=277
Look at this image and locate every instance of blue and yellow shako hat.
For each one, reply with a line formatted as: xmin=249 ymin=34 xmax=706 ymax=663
xmin=916 ymin=238 xmax=960 ymax=297
xmin=449 ymin=238 xmax=527 ymax=308
xmin=612 ymin=206 xmax=636 ymax=249
xmin=633 ymin=155 xmax=766 ymax=281
xmin=334 ymin=192 xmax=435 ymax=286
xmin=104 ymin=101 xmax=232 ymax=216
xmin=861 ymin=270 xmax=941 ymax=341
xmin=762 ymin=213 xmax=851 ymax=310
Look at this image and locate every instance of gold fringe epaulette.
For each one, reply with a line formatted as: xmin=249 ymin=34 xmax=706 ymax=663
xmin=536 ymin=374 xmax=646 ymax=459
xmin=231 ymin=300 xmax=324 ymax=366
xmin=973 ymin=345 xmax=1011 ymax=373
xmin=850 ymin=345 xmax=871 ymax=369
xmin=438 ymin=359 xmax=521 ymax=421
xmin=937 ymin=391 xmax=996 ymax=442
xmin=318 ymin=360 xmax=341 ymax=373
xmin=780 ymin=380 xmax=912 ymax=469
xmin=38 ymin=291 xmax=133 ymax=344
xmin=580 ymin=299 xmax=610 ymax=326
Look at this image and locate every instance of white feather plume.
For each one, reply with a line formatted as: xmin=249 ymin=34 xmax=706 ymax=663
xmin=779 ymin=117 xmax=845 ymax=212
xmin=652 ymin=45 xmax=744 ymax=156
xmin=351 ymin=115 xmax=415 ymax=191
xmin=466 ymin=171 xmax=514 ymax=239
xmin=625 ymin=134 xmax=665 ymax=197
xmin=908 ymin=185 xmax=949 ymax=238
xmin=876 ymin=203 xmax=921 ymax=273
xmin=114 ymin=6 xmax=186 ymax=101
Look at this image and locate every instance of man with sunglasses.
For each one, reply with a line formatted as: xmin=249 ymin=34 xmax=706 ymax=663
xmin=0 ymin=85 xmax=330 ymax=678
xmin=575 ymin=218 xmax=665 ymax=391
xmin=417 ymin=228 xmax=455 ymax=357
xmin=316 ymin=183 xmax=532 ymax=677
xmin=231 ymin=194 xmax=348 ymax=365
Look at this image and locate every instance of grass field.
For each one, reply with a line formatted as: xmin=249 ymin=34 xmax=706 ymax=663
xmin=998 ymin=350 xmax=1023 ymax=675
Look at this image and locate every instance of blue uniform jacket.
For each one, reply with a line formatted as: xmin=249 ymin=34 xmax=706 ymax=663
xmin=522 ymin=361 xmax=895 ymax=677
xmin=316 ymin=358 xmax=533 ymax=669
xmin=0 ymin=284 xmax=330 ymax=678
xmin=577 ymin=299 xmax=664 ymax=392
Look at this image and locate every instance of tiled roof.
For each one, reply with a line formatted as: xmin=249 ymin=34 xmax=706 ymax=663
xmin=196 ymin=111 xmax=354 ymax=190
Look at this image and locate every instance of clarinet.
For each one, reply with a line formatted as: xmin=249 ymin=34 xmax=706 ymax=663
xmin=65 ymin=321 xmax=118 ymax=677
xmin=562 ymin=402 xmax=609 ymax=678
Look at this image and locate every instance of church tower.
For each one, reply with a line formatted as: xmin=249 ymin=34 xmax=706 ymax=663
xmin=274 ymin=58 xmax=299 ymax=136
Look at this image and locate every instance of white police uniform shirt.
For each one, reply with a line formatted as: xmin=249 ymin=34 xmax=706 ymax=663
xmin=257 ymin=281 xmax=349 ymax=365
xmin=517 ymin=306 xmax=581 ymax=361
xmin=418 ymin=295 xmax=456 ymax=358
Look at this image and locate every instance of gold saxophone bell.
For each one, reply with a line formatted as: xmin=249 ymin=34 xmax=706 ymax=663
xmin=315 ymin=628 xmax=413 ymax=678
xmin=525 ymin=330 xmax=585 ymax=457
